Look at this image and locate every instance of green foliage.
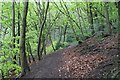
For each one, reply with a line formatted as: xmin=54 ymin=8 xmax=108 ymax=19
xmin=46 ymin=40 xmax=69 ymax=54
xmin=0 ymin=36 xmax=21 ymax=77
xmin=66 ymin=34 xmax=76 ymax=43
xmin=0 ymin=2 xmax=119 ymax=78
xmin=1 ymin=61 xmax=21 ymax=77
xmin=46 ymin=41 xmax=57 ymax=54
xmin=55 ymin=41 xmax=69 ymax=50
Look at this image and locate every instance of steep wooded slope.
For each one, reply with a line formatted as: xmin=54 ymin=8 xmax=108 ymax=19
xmin=23 ymin=33 xmax=119 ymax=78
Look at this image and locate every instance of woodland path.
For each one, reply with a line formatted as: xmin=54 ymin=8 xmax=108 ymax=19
xmin=23 ymin=33 xmax=119 ymax=78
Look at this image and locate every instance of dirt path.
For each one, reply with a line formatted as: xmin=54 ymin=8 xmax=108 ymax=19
xmin=23 ymin=33 xmax=119 ymax=78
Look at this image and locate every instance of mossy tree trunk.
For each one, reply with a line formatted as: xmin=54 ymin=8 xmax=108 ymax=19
xmin=20 ymin=1 xmax=30 ymax=76
xmin=12 ymin=0 xmax=16 ymax=64
xmin=17 ymin=2 xmax=21 ymax=65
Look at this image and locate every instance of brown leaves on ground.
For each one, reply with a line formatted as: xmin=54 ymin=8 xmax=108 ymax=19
xmin=58 ymin=33 xmax=119 ymax=78
xmin=58 ymin=51 xmax=108 ymax=78
xmin=23 ymin=33 xmax=119 ymax=78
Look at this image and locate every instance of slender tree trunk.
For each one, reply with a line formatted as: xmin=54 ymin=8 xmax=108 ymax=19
xmin=12 ymin=0 xmax=16 ymax=64
xmin=47 ymin=11 xmax=56 ymax=51
xmin=59 ymin=27 xmax=62 ymax=42
xmin=118 ymin=1 xmax=120 ymax=50
xmin=26 ymin=40 xmax=35 ymax=63
xmin=55 ymin=27 xmax=63 ymax=50
xmin=76 ymin=8 xmax=84 ymax=38
xmin=40 ymin=45 xmax=44 ymax=59
xmin=89 ymin=3 xmax=95 ymax=35
xmin=37 ymin=2 xmax=49 ymax=60
xmin=49 ymin=35 xmax=55 ymax=51
xmin=63 ymin=23 xmax=67 ymax=42
xmin=118 ymin=1 xmax=120 ymax=31
xmin=54 ymin=2 xmax=80 ymax=30
xmin=27 ymin=46 xmax=31 ymax=63
xmin=105 ymin=2 xmax=111 ymax=35
xmin=60 ymin=3 xmax=78 ymax=42
xmin=20 ymin=1 xmax=30 ymax=76
xmin=17 ymin=2 xmax=21 ymax=65
xmin=27 ymin=40 xmax=35 ymax=62
xmin=42 ymin=35 xmax=46 ymax=55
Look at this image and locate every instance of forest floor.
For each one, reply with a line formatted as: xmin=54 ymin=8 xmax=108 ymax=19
xmin=23 ymin=33 xmax=119 ymax=78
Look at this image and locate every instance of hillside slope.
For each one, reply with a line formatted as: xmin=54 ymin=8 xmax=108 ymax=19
xmin=23 ymin=33 xmax=120 ymax=78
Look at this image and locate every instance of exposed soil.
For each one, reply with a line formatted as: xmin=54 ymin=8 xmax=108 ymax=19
xmin=23 ymin=33 xmax=120 ymax=78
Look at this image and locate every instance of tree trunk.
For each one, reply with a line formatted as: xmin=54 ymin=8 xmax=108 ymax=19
xmin=118 ymin=1 xmax=120 ymax=30
xmin=17 ymin=2 xmax=21 ymax=65
xmin=26 ymin=40 xmax=35 ymax=63
xmin=27 ymin=47 xmax=31 ymax=64
xmin=12 ymin=0 xmax=16 ymax=64
xmin=63 ymin=23 xmax=67 ymax=42
xmin=105 ymin=2 xmax=111 ymax=35
xmin=27 ymin=40 xmax=35 ymax=62
xmin=54 ymin=2 xmax=80 ymax=31
xmin=42 ymin=35 xmax=46 ymax=55
xmin=37 ymin=2 xmax=49 ymax=60
xmin=118 ymin=1 xmax=120 ymax=50
xmin=89 ymin=3 xmax=95 ymax=35
xmin=20 ymin=1 xmax=30 ymax=76
xmin=76 ymin=8 xmax=84 ymax=39
xmin=60 ymin=3 xmax=78 ymax=42
xmin=49 ymin=34 xmax=55 ymax=51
